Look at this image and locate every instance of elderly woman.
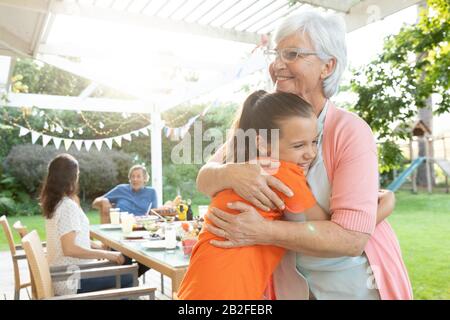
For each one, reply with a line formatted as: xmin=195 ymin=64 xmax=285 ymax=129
xmin=93 ymin=164 xmax=158 ymax=223
xmin=197 ymin=11 xmax=412 ymax=300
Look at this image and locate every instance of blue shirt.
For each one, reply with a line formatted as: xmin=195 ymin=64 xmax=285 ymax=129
xmin=103 ymin=184 xmax=158 ymax=216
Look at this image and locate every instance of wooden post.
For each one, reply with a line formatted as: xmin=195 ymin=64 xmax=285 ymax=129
xmin=410 ymin=139 xmax=417 ymax=193
xmin=151 ymin=108 xmax=163 ymax=207
xmin=444 ymin=137 xmax=449 ymax=193
xmin=425 ymin=136 xmax=432 ymax=193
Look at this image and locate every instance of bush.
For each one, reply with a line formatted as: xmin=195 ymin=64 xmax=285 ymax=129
xmin=0 ymin=168 xmax=40 ymax=216
xmin=3 ymin=144 xmax=134 ymax=202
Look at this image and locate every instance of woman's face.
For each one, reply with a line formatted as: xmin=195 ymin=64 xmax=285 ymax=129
xmin=267 ymin=116 xmax=319 ymax=175
xmin=129 ymin=169 xmax=146 ymax=191
xmin=272 ymin=33 xmax=327 ymax=104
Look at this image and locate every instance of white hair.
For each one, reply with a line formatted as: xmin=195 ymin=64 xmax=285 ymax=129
xmin=274 ymin=10 xmax=348 ymax=98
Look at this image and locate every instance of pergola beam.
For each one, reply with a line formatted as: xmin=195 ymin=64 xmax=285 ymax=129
xmin=344 ymin=0 xmax=423 ymax=32
xmin=37 ymin=54 xmax=170 ymax=104
xmin=298 ymin=0 xmax=354 ymax=13
xmin=0 ymin=24 xmax=31 ymax=56
xmin=0 ymin=0 xmax=49 ymax=12
xmin=4 ymin=92 xmax=150 ymax=114
xmin=1 ymin=0 xmax=261 ymax=45
xmin=38 ymin=43 xmax=236 ymax=70
xmin=4 ymin=56 xmax=15 ymax=92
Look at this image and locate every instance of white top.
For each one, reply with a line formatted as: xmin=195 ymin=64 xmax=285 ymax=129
xmin=45 ymin=196 xmax=94 ymax=295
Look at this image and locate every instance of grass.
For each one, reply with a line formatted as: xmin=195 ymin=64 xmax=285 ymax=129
xmin=0 ymin=211 xmax=100 ymax=252
xmin=386 ymin=190 xmax=450 ymax=300
xmin=1 ymin=192 xmax=449 ymax=300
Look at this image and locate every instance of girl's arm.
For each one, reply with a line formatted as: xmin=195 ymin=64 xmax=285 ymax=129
xmin=376 ymin=189 xmax=395 ymax=224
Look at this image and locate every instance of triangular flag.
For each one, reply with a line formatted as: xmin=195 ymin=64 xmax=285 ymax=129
xmin=74 ymin=140 xmax=83 ymax=151
xmin=64 ymin=139 xmax=73 ymax=151
xmin=131 ymin=130 xmax=140 ymax=137
xmin=139 ymin=128 xmax=149 ymax=136
xmin=113 ymin=136 xmax=122 ymax=147
xmin=105 ymin=138 xmax=113 ymax=149
xmin=123 ymin=134 xmax=132 ymax=141
xmin=94 ymin=140 xmax=103 ymax=151
xmin=53 ymin=137 xmax=62 ymax=149
xmin=84 ymin=140 xmax=93 ymax=152
xmin=19 ymin=127 xmax=30 ymax=137
xmin=31 ymin=131 xmax=41 ymax=144
xmin=42 ymin=135 xmax=52 ymax=147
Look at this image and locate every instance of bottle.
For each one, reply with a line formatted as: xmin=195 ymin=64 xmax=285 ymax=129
xmin=177 ymin=203 xmax=188 ymax=221
xmin=164 ymin=221 xmax=177 ymax=252
xmin=186 ymin=199 xmax=193 ymax=221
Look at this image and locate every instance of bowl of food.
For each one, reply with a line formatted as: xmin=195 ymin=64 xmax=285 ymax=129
xmin=143 ymin=222 xmax=160 ymax=232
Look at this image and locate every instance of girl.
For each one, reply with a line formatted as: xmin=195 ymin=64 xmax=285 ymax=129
xmin=178 ymin=90 xmax=328 ymax=300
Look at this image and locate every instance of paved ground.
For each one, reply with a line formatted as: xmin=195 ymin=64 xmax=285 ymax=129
xmin=0 ymin=251 xmax=173 ymax=300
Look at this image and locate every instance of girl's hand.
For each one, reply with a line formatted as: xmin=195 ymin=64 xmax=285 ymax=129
xmin=205 ymin=202 xmax=271 ymax=249
xmin=104 ymin=251 xmax=125 ymax=265
xmin=376 ymin=189 xmax=395 ymax=224
xmin=227 ymin=162 xmax=293 ymax=211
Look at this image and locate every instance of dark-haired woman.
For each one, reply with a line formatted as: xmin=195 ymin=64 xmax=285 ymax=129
xmin=41 ymin=153 xmax=133 ymax=296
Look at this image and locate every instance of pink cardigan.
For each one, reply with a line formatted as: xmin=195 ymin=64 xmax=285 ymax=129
xmin=322 ymin=102 xmax=413 ymax=300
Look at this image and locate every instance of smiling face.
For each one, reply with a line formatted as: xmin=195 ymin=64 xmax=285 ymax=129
xmin=259 ymin=115 xmax=318 ymax=174
xmin=129 ymin=168 xmax=146 ymax=192
xmin=272 ymin=33 xmax=328 ymax=106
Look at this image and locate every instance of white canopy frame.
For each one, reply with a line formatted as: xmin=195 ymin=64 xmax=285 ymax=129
xmin=0 ymin=0 xmax=423 ymax=205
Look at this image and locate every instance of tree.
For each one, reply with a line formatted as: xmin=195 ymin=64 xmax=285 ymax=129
xmin=351 ymin=0 xmax=450 ymax=182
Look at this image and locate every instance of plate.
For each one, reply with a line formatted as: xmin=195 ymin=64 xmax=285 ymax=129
xmin=99 ymin=224 xmax=122 ymax=230
xmin=141 ymin=240 xmax=167 ymax=250
xmin=123 ymin=231 xmax=149 ymax=239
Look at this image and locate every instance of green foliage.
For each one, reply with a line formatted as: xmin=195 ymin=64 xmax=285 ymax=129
xmin=12 ymin=58 xmax=89 ymax=96
xmin=160 ymin=102 xmax=238 ymax=203
xmin=2 ymin=144 xmax=134 ymax=201
xmin=0 ymin=166 xmax=40 ymax=216
xmin=351 ymin=0 xmax=450 ymax=171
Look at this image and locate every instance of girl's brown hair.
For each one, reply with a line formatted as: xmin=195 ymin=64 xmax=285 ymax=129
xmin=226 ymin=90 xmax=314 ymax=163
xmin=40 ymin=153 xmax=80 ymax=219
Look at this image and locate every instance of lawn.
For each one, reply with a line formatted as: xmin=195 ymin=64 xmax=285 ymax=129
xmin=1 ymin=192 xmax=449 ymax=300
xmin=0 ymin=210 xmax=100 ymax=252
xmin=386 ymin=191 xmax=450 ymax=300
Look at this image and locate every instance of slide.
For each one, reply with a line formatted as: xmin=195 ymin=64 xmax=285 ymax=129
xmin=435 ymin=159 xmax=450 ymax=178
xmin=387 ymin=157 xmax=426 ymax=192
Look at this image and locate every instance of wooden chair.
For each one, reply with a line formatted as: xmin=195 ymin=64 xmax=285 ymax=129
xmin=12 ymin=220 xmax=47 ymax=247
xmin=0 ymin=215 xmax=32 ymax=300
xmin=22 ymin=230 xmax=156 ymax=300
xmin=12 ymin=220 xmax=29 ymax=239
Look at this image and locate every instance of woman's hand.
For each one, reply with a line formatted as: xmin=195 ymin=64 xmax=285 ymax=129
xmin=104 ymin=251 xmax=125 ymax=265
xmin=227 ymin=162 xmax=293 ymax=211
xmin=205 ymin=202 xmax=271 ymax=248
xmin=90 ymin=240 xmax=109 ymax=250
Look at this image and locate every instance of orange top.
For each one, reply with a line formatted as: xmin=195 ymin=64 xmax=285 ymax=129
xmin=177 ymin=160 xmax=316 ymax=300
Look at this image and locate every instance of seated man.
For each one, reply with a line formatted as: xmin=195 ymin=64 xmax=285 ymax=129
xmin=93 ymin=165 xmax=158 ymax=223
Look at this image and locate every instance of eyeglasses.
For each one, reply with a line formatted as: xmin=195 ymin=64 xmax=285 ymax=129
xmin=264 ymin=48 xmax=319 ymax=64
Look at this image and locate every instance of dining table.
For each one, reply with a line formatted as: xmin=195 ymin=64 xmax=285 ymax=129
xmin=90 ymin=224 xmax=190 ymax=296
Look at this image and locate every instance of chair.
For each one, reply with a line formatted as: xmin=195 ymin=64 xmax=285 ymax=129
xmin=22 ymin=230 xmax=156 ymax=300
xmin=12 ymin=220 xmax=29 ymax=239
xmin=0 ymin=215 xmax=32 ymax=299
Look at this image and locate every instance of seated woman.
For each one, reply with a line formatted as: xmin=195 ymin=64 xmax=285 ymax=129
xmin=41 ymin=153 xmax=133 ymax=295
xmin=92 ymin=165 xmax=158 ymax=223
